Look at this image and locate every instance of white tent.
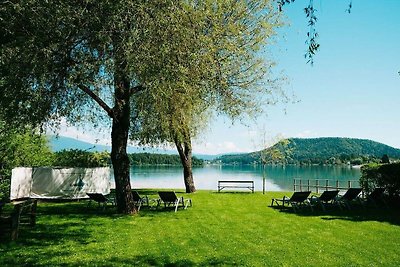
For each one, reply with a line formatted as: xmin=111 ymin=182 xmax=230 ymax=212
xmin=10 ymin=167 xmax=111 ymax=200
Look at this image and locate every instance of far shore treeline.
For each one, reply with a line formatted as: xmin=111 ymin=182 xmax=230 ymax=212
xmin=52 ymin=151 xmax=205 ymax=167
xmin=217 ymin=137 xmax=400 ymax=166
xmin=1 ymin=133 xmax=400 ymax=202
xmin=1 ymin=136 xmax=400 ymax=179
xmin=50 ymin=137 xmax=400 ymax=167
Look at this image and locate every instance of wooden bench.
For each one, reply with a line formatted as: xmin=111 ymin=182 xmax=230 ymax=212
xmin=0 ymin=199 xmax=37 ymax=241
xmin=218 ymin=180 xmax=254 ymax=193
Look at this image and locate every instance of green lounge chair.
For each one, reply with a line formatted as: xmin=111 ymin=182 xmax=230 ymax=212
xmin=271 ymin=191 xmax=312 ymax=212
xmin=131 ymin=190 xmax=151 ymax=211
xmin=364 ymin=187 xmax=387 ymax=207
xmin=336 ymin=188 xmax=362 ymax=210
xmin=309 ymin=190 xmax=340 ymax=211
xmin=87 ymin=193 xmax=115 ymax=209
xmin=157 ymin=191 xmax=192 ymax=212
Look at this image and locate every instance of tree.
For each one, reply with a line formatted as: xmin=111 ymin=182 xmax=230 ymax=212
xmin=381 ymin=154 xmax=390 ymax=164
xmin=130 ymin=1 xmax=282 ymax=193
xmin=0 ymin=124 xmax=53 ymax=201
xmin=1 ymin=1 xmax=281 ymax=212
xmin=258 ymin=133 xmax=291 ymax=194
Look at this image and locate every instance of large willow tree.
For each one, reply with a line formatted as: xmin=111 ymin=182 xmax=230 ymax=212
xmin=131 ymin=1 xmax=282 ymax=192
xmin=0 ymin=0 xmax=281 ymax=213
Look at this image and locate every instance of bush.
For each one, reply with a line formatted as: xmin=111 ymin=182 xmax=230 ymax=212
xmin=53 ymin=149 xmax=111 ymax=167
xmin=0 ymin=177 xmax=10 ymax=202
xmin=360 ymin=162 xmax=400 ymax=197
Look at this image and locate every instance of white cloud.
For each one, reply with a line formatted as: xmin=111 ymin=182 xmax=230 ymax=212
xmin=193 ymin=141 xmax=251 ymax=155
xmin=295 ymin=130 xmax=316 ymax=138
xmin=47 ymin=119 xmax=111 ymax=146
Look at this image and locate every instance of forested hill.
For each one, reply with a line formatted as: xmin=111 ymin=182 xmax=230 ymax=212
xmin=216 ymin=137 xmax=400 ymax=165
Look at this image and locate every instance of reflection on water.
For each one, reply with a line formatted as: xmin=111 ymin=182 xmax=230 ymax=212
xmin=127 ymin=165 xmax=361 ymax=192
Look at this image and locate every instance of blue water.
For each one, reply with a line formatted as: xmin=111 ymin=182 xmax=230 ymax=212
xmin=126 ymin=165 xmax=361 ymax=192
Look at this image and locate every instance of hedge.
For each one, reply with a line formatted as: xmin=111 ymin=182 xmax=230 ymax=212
xmin=360 ymin=162 xmax=400 ymax=197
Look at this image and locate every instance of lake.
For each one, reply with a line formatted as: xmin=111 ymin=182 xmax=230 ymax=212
xmin=127 ymin=165 xmax=361 ymax=192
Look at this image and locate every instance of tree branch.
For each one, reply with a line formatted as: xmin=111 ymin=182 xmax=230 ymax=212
xmin=77 ymin=85 xmax=114 ymax=118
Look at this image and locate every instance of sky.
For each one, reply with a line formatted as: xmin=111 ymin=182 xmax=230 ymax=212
xmin=58 ymin=0 xmax=400 ymax=155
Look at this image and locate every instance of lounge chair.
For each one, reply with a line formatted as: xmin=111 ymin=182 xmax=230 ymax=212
xmin=364 ymin=187 xmax=386 ymax=207
xmin=336 ymin=188 xmax=362 ymax=209
xmin=131 ymin=190 xmax=151 ymax=211
xmin=157 ymin=191 xmax=192 ymax=212
xmin=87 ymin=193 xmax=115 ymax=209
xmin=271 ymin=191 xmax=312 ymax=212
xmin=309 ymin=190 xmax=339 ymax=211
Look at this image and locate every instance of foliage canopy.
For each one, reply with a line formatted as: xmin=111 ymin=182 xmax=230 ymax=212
xmin=1 ymin=0 xmax=283 ymax=212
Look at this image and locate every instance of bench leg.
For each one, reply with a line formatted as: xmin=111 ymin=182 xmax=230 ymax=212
xmin=11 ymin=214 xmax=20 ymax=241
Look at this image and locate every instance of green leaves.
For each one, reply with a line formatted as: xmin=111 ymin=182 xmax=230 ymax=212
xmin=0 ymin=125 xmax=53 ymax=179
xmin=131 ymin=1 xmax=282 ymax=146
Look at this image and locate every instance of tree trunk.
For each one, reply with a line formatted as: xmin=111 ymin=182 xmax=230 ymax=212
xmin=111 ymin=114 xmax=136 ymax=214
xmin=175 ymin=136 xmax=196 ymax=193
xmin=111 ymin=37 xmax=136 ymax=214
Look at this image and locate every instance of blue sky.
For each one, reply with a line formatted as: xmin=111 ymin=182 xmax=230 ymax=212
xmin=188 ymin=0 xmax=400 ymax=154
xmin=59 ymin=1 xmax=400 ymax=155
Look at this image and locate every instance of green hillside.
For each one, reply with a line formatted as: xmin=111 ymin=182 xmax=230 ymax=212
xmin=216 ymin=137 xmax=400 ymax=165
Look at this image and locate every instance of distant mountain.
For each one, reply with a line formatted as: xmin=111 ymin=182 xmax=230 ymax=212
xmin=216 ymin=137 xmax=400 ymax=165
xmin=48 ymin=135 xmax=218 ymax=160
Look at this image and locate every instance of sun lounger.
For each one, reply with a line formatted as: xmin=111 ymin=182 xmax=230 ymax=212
xmin=271 ymin=191 xmax=312 ymax=212
xmin=309 ymin=190 xmax=339 ymax=211
xmin=87 ymin=193 xmax=115 ymax=209
xmin=336 ymin=188 xmax=362 ymax=210
xmin=131 ymin=190 xmax=152 ymax=211
xmin=157 ymin=191 xmax=192 ymax=212
xmin=364 ymin=187 xmax=387 ymax=207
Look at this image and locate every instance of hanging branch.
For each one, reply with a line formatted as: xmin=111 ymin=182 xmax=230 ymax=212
xmin=304 ymin=0 xmax=319 ymax=65
xmin=278 ymin=0 xmax=353 ymax=65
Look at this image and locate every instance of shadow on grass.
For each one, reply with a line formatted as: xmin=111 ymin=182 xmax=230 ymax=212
xmin=269 ymin=204 xmax=400 ymax=226
xmin=37 ymin=201 xmax=125 ymax=218
xmin=0 ymin=252 xmax=232 ymax=267
xmin=99 ymin=255 xmax=229 ymax=267
xmin=39 ymin=198 xmax=192 ymax=220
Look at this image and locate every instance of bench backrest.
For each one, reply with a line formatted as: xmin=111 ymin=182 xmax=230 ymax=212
xmin=3 ymin=199 xmax=38 ymax=240
xmin=218 ymin=180 xmax=254 ymax=185
xmin=12 ymin=199 xmax=37 ymax=214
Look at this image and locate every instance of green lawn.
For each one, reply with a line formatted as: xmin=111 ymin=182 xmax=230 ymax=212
xmin=1 ymin=190 xmax=400 ymax=266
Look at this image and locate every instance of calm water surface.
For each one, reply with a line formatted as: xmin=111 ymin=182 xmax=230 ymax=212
xmin=127 ymin=165 xmax=361 ymax=192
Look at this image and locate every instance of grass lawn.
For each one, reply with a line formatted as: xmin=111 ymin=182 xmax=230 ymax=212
xmin=1 ymin=190 xmax=400 ymax=266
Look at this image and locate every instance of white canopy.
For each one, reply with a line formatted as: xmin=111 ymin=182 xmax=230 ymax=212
xmin=10 ymin=167 xmax=111 ymax=200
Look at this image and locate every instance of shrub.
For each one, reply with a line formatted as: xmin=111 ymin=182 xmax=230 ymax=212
xmin=52 ymin=149 xmax=111 ymax=167
xmin=0 ymin=177 xmax=10 ymax=202
xmin=360 ymin=162 xmax=400 ymax=197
